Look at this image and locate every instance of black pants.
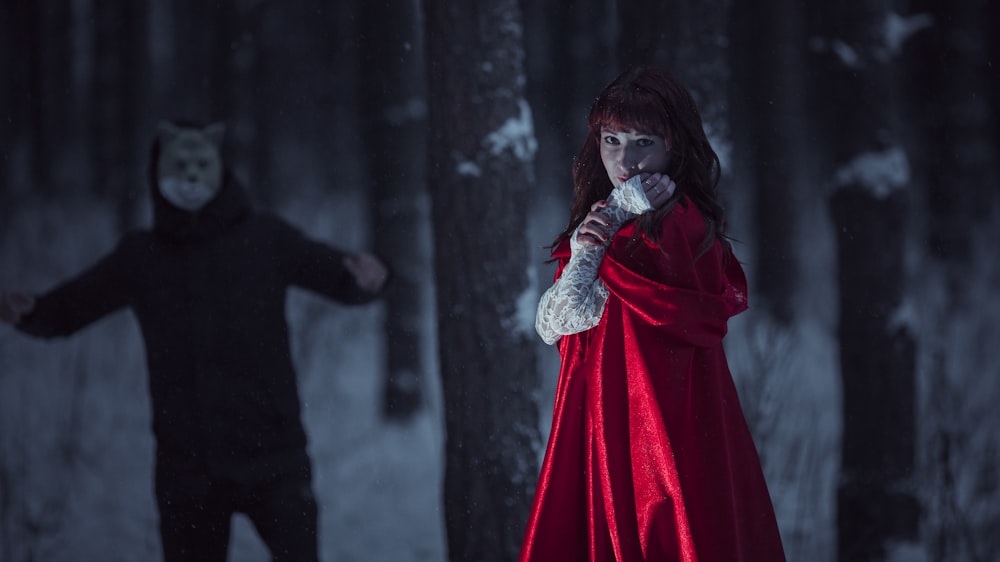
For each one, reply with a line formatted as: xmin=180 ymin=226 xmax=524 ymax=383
xmin=155 ymin=456 xmax=319 ymax=562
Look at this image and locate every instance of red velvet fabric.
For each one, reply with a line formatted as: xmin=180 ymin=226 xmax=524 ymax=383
xmin=520 ymin=198 xmax=786 ymax=562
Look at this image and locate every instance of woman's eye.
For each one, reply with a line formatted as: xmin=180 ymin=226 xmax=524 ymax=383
xmin=636 ymin=138 xmax=654 ymax=147
xmin=603 ymin=135 xmax=620 ymax=145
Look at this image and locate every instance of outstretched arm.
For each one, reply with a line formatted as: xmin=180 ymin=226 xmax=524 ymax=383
xmin=277 ymin=216 xmax=391 ymax=305
xmin=1 ymin=241 xmax=133 ymax=338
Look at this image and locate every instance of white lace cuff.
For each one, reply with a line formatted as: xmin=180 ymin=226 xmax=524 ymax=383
xmin=607 ymin=175 xmax=654 ymax=216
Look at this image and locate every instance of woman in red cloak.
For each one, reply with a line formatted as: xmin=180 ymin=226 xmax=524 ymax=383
xmin=520 ymin=67 xmax=786 ymax=562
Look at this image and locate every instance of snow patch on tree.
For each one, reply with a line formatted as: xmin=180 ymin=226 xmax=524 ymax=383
xmin=808 ymin=12 xmax=932 ymax=68
xmin=485 ymin=99 xmax=537 ymax=162
xmin=807 ymin=36 xmax=862 ymax=68
xmin=833 ymin=146 xmax=909 ymax=197
xmin=831 ymin=39 xmax=862 ymax=68
xmin=883 ymin=12 xmax=933 ymax=57
xmin=501 ymin=264 xmax=539 ymax=338
xmin=889 ymin=295 xmax=917 ymax=334
xmin=456 ymin=159 xmax=482 ymax=177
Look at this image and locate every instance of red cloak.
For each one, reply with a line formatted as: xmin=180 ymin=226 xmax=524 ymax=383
xmin=520 ymin=198 xmax=786 ymax=562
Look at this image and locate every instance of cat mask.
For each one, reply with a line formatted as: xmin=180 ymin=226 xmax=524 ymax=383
xmin=156 ymin=121 xmax=225 ymax=212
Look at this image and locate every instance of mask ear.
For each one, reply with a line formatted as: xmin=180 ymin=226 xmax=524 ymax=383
xmin=157 ymin=121 xmax=181 ymax=145
xmin=204 ymin=122 xmax=226 ymax=149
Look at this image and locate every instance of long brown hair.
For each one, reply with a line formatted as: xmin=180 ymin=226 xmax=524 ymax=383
xmin=553 ymin=66 xmax=727 ymax=257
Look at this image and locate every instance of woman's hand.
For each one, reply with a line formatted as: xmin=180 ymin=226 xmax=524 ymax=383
xmin=576 ymin=201 xmax=614 ymax=246
xmin=636 ymin=172 xmax=676 ymax=209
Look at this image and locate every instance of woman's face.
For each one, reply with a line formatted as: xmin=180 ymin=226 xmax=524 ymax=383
xmin=599 ymin=127 xmax=671 ymax=187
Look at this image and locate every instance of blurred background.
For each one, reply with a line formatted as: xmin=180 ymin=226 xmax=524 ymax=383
xmin=1 ymin=0 xmax=998 ymax=561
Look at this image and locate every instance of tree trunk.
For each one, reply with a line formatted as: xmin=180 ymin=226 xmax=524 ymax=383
xmin=422 ymin=1 xmax=542 ymax=559
xmin=521 ymin=0 xmax=575 ymax=214
xmin=360 ymin=0 xmax=428 ymax=420
xmin=0 ymin=1 xmax=42 ymax=215
xmin=167 ymin=0 xmax=221 ymax=123
xmin=991 ymin=0 xmax=1000 ymax=149
xmin=215 ymin=0 xmax=270 ymax=204
xmin=32 ymin=0 xmax=77 ymax=200
xmin=806 ymin=2 xmax=921 ymax=559
xmin=729 ymin=0 xmax=807 ymax=324
xmin=615 ymin=0 xmax=671 ymax=69
xmin=92 ymin=0 xmax=142 ymax=228
xmin=902 ymin=2 xmax=998 ymax=557
xmin=523 ymin=0 xmax=617 ymax=201
xmin=615 ymin=0 xmax=736 ymax=264
xmin=906 ymin=0 xmax=996 ymax=266
xmin=829 ymin=189 xmax=920 ymax=561
xmin=144 ymin=0 xmax=175 ymax=126
xmin=616 ymin=0 xmax=730 ymax=140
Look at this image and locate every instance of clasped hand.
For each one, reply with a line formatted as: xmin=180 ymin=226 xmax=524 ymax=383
xmin=577 ymin=172 xmax=677 ymax=246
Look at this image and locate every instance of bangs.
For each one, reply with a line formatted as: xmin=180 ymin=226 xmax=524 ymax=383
xmin=589 ymin=87 xmax=672 ymax=142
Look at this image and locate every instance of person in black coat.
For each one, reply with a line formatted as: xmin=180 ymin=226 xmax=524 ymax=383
xmin=0 ymin=120 xmax=390 ymax=562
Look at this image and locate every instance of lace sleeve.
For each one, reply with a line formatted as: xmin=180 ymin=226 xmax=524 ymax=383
xmin=606 ymin=174 xmax=654 ymax=216
xmin=535 ymin=231 xmax=611 ymax=345
xmin=535 ymin=176 xmax=652 ymax=345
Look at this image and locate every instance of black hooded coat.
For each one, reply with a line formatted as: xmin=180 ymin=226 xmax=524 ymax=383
xmin=17 ymin=169 xmax=381 ymax=483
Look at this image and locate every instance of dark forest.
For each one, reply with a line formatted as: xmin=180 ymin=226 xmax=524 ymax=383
xmin=2 ymin=1 xmax=999 ymax=561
